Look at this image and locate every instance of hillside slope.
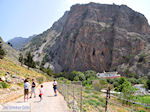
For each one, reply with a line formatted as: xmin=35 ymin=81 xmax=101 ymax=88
xmin=0 ymin=57 xmax=45 ymax=78
xmin=0 ymin=37 xmax=19 ymax=62
xmin=0 ymin=57 xmax=50 ymax=103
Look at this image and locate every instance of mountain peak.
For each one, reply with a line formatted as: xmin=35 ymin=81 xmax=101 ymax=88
xmin=20 ymin=3 xmax=150 ymax=75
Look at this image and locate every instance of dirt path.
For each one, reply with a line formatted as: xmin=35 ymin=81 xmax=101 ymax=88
xmin=0 ymin=82 xmax=71 ymax=112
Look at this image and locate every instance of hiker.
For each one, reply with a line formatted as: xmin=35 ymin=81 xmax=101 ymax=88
xmin=39 ymin=85 xmax=44 ymax=101
xmin=53 ymin=80 xmax=58 ymax=96
xmin=24 ymin=78 xmax=30 ymax=102
xmin=30 ymin=79 xmax=36 ymax=98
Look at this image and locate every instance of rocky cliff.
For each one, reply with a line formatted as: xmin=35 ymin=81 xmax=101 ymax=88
xmin=23 ymin=3 xmax=150 ymax=76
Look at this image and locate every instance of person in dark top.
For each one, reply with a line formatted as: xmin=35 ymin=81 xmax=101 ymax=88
xmin=30 ymin=79 xmax=36 ymax=98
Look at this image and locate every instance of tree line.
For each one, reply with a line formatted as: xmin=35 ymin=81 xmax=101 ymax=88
xmin=0 ymin=38 xmax=5 ymax=59
xmin=19 ymin=52 xmax=36 ymax=69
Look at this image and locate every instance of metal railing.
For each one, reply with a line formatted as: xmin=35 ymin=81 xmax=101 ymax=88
xmin=58 ymin=81 xmax=83 ymax=112
xmin=58 ymin=81 xmax=150 ymax=112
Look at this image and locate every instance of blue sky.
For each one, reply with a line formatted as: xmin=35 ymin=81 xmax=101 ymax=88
xmin=0 ymin=0 xmax=150 ymax=41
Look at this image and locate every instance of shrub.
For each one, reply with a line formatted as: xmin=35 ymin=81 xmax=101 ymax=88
xmin=40 ymin=67 xmax=53 ymax=76
xmin=68 ymin=71 xmax=85 ymax=81
xmin=93 ymin=79 xmax=108 ymax=91
xmin=146 ymin=79 xmax=150 ymax=90
xmin=0 ymin=82 xmax=10 ymax=88
xmin=84 ymin=70 xmax=97 ymax=80
xmin=36 ymin=77 xmax=45 ymax=84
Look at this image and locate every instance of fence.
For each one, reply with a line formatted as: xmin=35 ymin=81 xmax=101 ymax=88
xmin=58 ymin=81 xmax=150 ymax=112
xmin=58 ymin=81 xmax=83 ymax=112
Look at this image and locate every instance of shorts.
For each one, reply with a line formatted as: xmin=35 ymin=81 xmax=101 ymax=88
xmin=53 ymin=86 xmax=57 ymax=91
xmin=31 ymin=87 xmax=35 ymax=93
xmin=39 ymin=94 xmax=43 ymax=98
xmin=24 ymin=89 xmax=29 ymax=95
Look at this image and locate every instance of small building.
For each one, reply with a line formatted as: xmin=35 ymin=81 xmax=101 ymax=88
xmin=96 ymin=71 xmax=121 ymax=79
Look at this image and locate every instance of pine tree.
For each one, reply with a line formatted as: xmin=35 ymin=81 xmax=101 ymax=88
xmin=19 ymin=53 xmax=24 ymax=66
xmin=0 ymin=40 xmax=5 ymax=59
xmin=24 ymin=52 xmax=36 ymax=69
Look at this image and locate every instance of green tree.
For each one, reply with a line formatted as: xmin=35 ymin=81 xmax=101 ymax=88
xmin=19 ymin=53 xmax=24 ymax=66
xmin=115 ymin=77 xmax=127 ymax=92
xmin=146 ymin=79 xmax=150 ymax=90
xmin=83 ymin=70 xmax=97 ymax=86
xmin=120 ymin=81 xmax=137 ymax=104
xmin=71 ymin=71 xmax=85 ymax=81
xmin=40 ymin=66 xmax=53 ymax=76
xmin=84 ymin=70 xmax=97 ymax=79
xmin=0 ymin=40 xmax=5 ymax=59
xmin=24 ymin=52 xmax=36 ymax=69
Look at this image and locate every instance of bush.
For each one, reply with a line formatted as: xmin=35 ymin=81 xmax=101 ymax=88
xmin=0 ymin=82 xmax=10 ymax=88
xmin=127 ymin=78 xmax=139 ymax=84
xmin=146 ymin=79 xmax=150 ymax=90
xmin=36 ymin=77 xmax=45 ymax=84
xmin=84 ymin=70 xmax=97 ymax=80
xmin=93 ymin=79 xmax=108 ymax=91
xmin=40 ymin=67 xmax=53 ymax=76
xmin=115 ymin=77 xmax=127 ymax=92
xmin=66 ymin=71 xmax=85 ymax=81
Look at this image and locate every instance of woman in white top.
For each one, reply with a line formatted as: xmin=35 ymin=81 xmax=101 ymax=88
xmin=24 ymin=79 xmax=30 ymax=102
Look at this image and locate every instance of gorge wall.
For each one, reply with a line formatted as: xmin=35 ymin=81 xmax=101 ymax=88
xmin=23 ymin=3 xmax=150 ymax=76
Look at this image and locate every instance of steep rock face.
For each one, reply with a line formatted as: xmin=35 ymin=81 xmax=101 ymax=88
xmin=45 ymin=3 xmax=150 ymax=73
xmin=23 ymin=11 xmax=69 ymax=65
xmin=24 ymin=3 xmax=150 ymax=75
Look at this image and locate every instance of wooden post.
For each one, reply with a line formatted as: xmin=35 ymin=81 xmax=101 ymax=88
xmin=80 ymin=84 xmax=83 ymax=112
xmin=105 ymin=87 xmax=110 ymax=112
xmin=108 ymin=86 xmax=111 ymax=99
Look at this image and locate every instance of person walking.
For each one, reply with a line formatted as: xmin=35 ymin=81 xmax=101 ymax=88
xmin=24 ymin=78 xmax=30 ymax=102
xmin=53 ymin=80 xmax=57 ymax=96
xmin=39 ymin=85 xmax=44 ymax=101
xmin=30 ymin=79 xmax=36 ymax=98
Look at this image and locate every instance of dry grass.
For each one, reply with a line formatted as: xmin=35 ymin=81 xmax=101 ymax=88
xmin=0 ymin=57 xmax=45 ymax=79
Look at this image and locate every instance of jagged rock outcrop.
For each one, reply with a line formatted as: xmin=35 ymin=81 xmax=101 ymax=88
xmin=23 ymin=3 xmax=150 ymax=76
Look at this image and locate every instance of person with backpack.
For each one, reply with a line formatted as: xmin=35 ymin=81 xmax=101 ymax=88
xmin=24 ymin=78 xmax=30 ymax=102
xmin=30 ymin=79 xmax=36 ymax=98
xmin=53 ymin=80 xmax=58 ymax=96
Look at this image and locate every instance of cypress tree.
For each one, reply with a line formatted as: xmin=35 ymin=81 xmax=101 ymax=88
xmin=19 ymin=53 xmax=24 ymax=66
